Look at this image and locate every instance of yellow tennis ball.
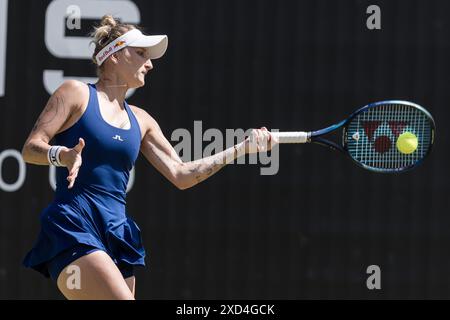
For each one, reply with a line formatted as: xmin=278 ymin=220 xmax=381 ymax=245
xmin=396 ymin=132 xmax=418 ymax=154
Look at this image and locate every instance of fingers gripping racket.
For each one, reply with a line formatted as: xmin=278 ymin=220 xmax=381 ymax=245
xmin=272 ymin=100 xmax=435 ymax=173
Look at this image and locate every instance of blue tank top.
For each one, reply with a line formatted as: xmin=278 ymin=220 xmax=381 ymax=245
xmin=54 ymin=83 xmax=141 ymax=201
xmin=22 ymin=83 xmax=145 ymax=277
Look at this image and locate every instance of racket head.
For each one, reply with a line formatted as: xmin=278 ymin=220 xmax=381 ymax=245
xmin=343 ymin=100 xmax=435 ymax=173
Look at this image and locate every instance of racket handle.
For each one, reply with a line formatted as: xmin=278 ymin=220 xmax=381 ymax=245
xmin=271 ymin=132 xmax=309 ymax=144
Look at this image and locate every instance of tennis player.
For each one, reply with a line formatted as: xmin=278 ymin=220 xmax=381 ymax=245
xmin=21 ymin=15 xmax=277 ymax=300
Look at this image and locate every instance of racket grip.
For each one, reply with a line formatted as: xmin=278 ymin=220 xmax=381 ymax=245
xmin=271 ymin=132 xmax=309 ymax=144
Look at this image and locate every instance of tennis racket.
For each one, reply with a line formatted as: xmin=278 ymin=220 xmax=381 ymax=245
xmin=271 ymin=100 xmax=435 ymax=173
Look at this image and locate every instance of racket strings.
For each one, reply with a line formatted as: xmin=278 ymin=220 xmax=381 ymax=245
xmin=346 ymin=103 xmax=433 ymax=171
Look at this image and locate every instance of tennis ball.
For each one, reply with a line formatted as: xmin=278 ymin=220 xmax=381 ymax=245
xmin=396 ymin=132 xmax=418 ymax=154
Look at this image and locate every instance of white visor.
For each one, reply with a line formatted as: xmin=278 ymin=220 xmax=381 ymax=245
xmin=95 ymin=29 xmax=168 ymax=66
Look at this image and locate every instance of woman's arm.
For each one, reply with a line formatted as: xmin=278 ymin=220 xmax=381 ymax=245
xmin=22 ymin=80 xmax=83 ymax=164
xmin=138 ymin=109 xmax=275 ymax=190
xmin=22 ymin=80 xmax=87 ymax=188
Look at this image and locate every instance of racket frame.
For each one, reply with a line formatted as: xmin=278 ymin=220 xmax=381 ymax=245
xmin=305 ymin=100 xmax=435 ymax=173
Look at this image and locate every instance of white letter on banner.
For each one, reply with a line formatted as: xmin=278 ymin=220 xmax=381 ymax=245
xmin=0 ymin=0 xmax=8 ymax=97
xmin=0 ymin=149 xmax=26 ymax=192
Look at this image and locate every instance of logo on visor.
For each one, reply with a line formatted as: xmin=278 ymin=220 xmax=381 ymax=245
xmin=98 ymin=47 xmax=112 ymax=63
xmin=114 ymin=41 xmax=126 ymax=48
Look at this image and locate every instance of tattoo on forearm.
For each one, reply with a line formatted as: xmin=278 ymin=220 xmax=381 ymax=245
xmin=189 ymin=160 xmax=227 ymax=183
xmin=31 ymin=94 xmax=66 ymax=132
xmin=30 ymin=144 xmax=46 ymax=155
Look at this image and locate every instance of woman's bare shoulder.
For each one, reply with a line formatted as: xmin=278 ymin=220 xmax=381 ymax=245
xmin=54 ymin=80 xmax=89 ymax=110
xmin=129 ymin=105 xmax=160 ymax=132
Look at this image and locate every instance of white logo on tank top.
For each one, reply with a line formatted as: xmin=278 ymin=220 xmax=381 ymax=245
xmin=112 ymin=135 xmax=124 ymax=141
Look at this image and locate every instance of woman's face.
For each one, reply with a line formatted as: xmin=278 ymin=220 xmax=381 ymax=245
xmin=113 ymin=47 xmax=153 ymax=88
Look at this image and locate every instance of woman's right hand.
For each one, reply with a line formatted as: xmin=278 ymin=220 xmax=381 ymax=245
xmin=243 ymin=127 xmax=278 ymax=154
xmin=59 ymin=137 xmax=85 ymax=189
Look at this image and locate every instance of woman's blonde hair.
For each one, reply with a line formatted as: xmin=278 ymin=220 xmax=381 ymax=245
xmin=90 ymin=15 xmax=138 ymax=71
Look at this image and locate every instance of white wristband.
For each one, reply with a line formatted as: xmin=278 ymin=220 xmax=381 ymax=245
xmin=48 ymin=146 xmax=63 ymax=167
xmin=55 ymin=147 xmax=63 ymax=166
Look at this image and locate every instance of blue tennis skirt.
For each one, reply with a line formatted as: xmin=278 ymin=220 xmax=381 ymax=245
xmin=23 ymin=187 xmax=146 ymax=281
